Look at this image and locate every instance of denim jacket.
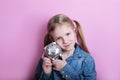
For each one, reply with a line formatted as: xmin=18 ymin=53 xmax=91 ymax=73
xmin=35 ymin=44 xmax=96 ymax=80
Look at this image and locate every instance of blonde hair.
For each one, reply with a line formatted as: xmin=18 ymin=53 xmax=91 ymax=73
xmin=44 ymin=14 xmax=90 ymax=53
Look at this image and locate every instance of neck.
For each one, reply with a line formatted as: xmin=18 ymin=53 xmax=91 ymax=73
xmin=62 ymin=47 xmax=75 ymax=60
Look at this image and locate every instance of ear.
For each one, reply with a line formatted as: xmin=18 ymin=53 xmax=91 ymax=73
xmin=73 ymin=28 xmax=77 ymax=33
xmin=73 ymin=28 xmax=77 ymax=38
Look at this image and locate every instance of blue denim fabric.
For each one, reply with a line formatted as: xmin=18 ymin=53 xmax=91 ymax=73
xmin=35 ymin=44 xmax=96 ymax=80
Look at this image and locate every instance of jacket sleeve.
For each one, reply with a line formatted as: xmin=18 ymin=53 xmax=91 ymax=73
xmin=59 ymin=63 xmax=80 ymax=80
xmin=35 ymin=59 xmax=51 ymax=80
xmin=59 ymin=55 xmax=96 ymax=80
xmin=83 ymin=55 xmax=97 ymax=80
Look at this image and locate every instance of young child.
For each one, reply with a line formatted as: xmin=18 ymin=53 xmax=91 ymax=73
xmin=35 ymin=14 xmax=96 ymax=80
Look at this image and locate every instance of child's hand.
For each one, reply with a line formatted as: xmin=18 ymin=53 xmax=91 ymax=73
xmin=52 ymin=59 xmax=67 ymax=71
xmin=42 ymin=53 xmax=52 ymax=74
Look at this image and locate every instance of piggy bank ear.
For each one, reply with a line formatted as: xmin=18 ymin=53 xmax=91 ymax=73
xmin=44 ymin=46 xmax=47 ymax=50
xmin=44 ymin=42 xmax=56 ymax=50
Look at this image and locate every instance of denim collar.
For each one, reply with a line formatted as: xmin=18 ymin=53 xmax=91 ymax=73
xmin=66 ymin=43 xmax=87 ymax=61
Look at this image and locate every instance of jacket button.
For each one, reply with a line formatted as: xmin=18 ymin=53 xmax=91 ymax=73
xmin=62 ymin=71 xmax=64 ymax=73
xmin=65 ymin=75 xmax=68 ymax=78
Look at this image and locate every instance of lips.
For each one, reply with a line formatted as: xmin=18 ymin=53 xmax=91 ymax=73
xmin=64 ymin=44 xmax=71 ymax=47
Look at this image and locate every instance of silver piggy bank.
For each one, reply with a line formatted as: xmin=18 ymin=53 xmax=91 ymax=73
xmin=44 ymin=42 xmax=62 ymax=60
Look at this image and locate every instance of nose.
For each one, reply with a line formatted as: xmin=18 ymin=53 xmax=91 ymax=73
xmin=62 ymin=37 xmax=68 ymax=44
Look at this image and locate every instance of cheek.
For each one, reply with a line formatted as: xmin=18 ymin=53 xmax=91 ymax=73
xmin=73 ymin=33 xmax=77 ymax=40
xmin=56 ymin=40 xmax=62 ymax=45
xmin=56 ymin=40 xmax=63 ymax=48
xmin=70 ymin=34 xmax=77 ymax=41
xmin=74 ymin=35 xmax=77 ymax=41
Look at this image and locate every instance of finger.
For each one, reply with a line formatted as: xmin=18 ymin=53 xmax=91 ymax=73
xmin=44 ymin=60 xmax=52 ymax=64
xmin=43 ymin=57 xmax=51 ymax=62
xmin=51 ymin=60 xmax=56 ymax=64
xmin=43 ymin=61 xmax=52 ymax=67
xmin=45 ymin=63 xmax=52 ymax=66
xmin=52 ymin=59 xmax=60 ymax=63
xmin=42 ymin=51 xmax=46 ymax=59
xmin=43 ymin=58 xmax=52 ymax=63
xmin=52 ymin=61 xmax=57 ymax=66
xmin=53 ymin=66 xmax=56 ymax=70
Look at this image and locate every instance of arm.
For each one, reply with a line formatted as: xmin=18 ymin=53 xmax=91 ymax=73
xmin=59 ymin=63 xmax=80 ymax=80
xmin=59 ymin=55 xmax=96 ymax=80
xmin=83 ymin=55 xmax=97 ymax=80
xmin=35 ymin=59 xmax=52 ymax=80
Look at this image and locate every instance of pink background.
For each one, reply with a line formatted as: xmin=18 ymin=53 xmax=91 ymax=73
xmin=0 ymin=0 xmax=120 ymax=80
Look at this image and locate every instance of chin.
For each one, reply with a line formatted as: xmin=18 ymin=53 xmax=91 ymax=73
xmin=62 ymin=42 xmax=75 ymax=51
xmin=64 ymin=45 xmax=74 ymax=51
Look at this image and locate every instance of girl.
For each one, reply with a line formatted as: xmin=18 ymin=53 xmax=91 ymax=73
xmin=35 ymin=14 xmax=96 ymax=80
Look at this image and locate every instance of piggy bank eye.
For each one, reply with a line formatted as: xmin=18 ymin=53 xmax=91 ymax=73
xmin=52 ymin=44 xmax=53 ymax=46
xmin=46 ymin=47 xmax=49 ymax=50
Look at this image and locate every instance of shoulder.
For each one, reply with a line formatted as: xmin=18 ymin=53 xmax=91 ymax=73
xmin=74 ymin=44 xmax=95 ymax=63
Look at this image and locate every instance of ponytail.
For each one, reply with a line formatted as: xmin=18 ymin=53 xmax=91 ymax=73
xmin=44 ymin=33 xmax=53 ymax=47
xmin=73 ymin=20 xmax=90 ymax=53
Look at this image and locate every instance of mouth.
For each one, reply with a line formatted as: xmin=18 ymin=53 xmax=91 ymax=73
xmin=64 ymin=43 xmax=71 ymax=47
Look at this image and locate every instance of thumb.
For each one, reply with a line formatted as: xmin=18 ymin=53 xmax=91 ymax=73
xmin=42 ymin=51 xmax=46 ymax=59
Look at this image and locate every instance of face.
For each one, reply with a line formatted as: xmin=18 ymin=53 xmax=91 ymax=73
xmin=50 ymin=24 xmax=77 ymax=51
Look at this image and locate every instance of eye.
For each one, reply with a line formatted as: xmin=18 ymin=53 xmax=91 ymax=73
xmin=56 ymin=37 xmax=61 ymax=41
xmin=66 ymin=32 xmax=71 ymax=36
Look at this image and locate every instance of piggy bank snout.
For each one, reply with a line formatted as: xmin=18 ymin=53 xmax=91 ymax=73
xmin=44 ymin=42 xmax=62 ymax=60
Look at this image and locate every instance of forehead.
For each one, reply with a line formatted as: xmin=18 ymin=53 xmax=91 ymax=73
xmin=50 ymin=24 xmax=74 ymax=37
